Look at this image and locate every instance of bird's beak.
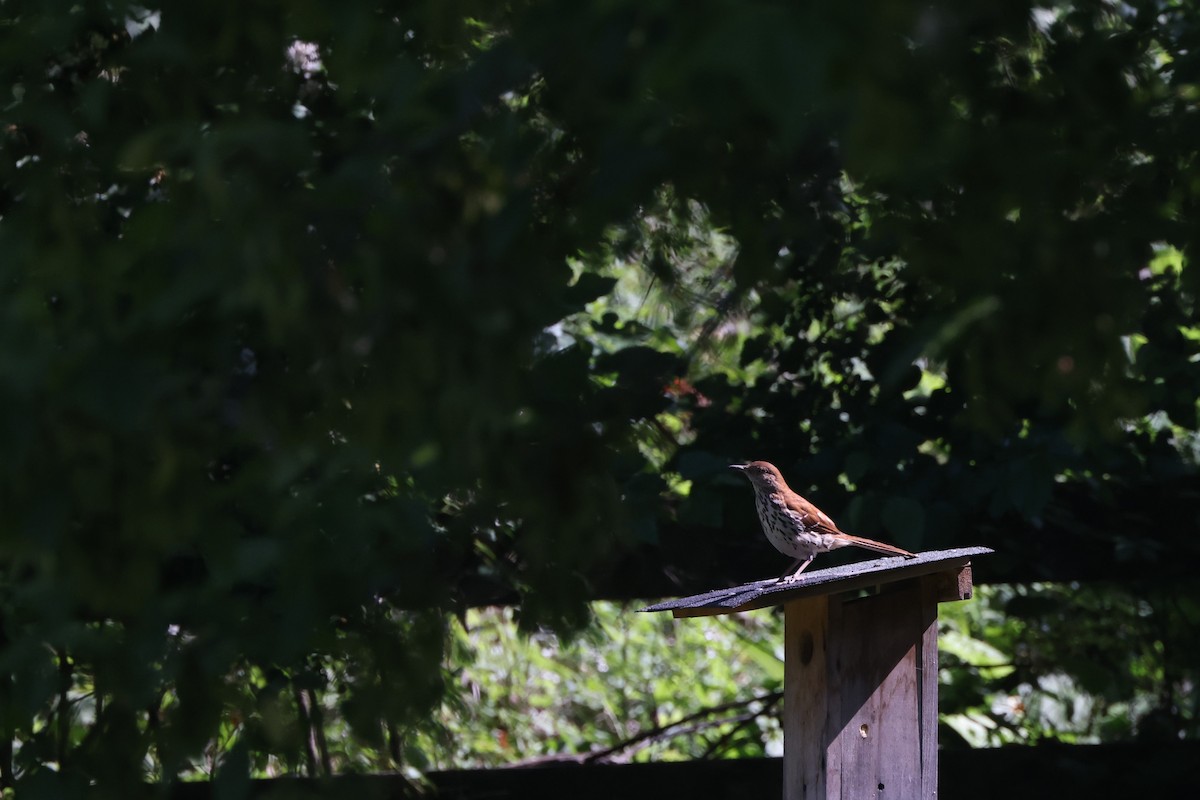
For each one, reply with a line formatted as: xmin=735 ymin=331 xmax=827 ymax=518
xmin=728 ymin=464 xmax=747 ymax=471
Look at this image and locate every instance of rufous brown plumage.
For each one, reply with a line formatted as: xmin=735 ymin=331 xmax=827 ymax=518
xmin=731 ymin=460 xmax=916 ymax=583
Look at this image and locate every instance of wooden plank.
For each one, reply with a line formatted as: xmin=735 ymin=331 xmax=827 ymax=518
xmin=825 ymin=595 xmax=843 ymax=800
xmin=918 ymin=576 xmax=940 ymax=799
xmin=784 ymin=596 xmax=828 ymax=800
xmin=156 ymin=742 xmax=1200 ymax=797
xmin=934 ymin=565 xmax=973 ymax=603
xmin=828 ymin=581 xmax=927 ymax=799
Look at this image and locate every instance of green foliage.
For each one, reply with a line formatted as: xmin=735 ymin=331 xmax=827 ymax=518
xmin=2 ymin=0 xmax=1200 ymax=793
xmin=427 ymin=585 xmax=1200 ymax=763
xmin=427 ymin=587 xmax=1198 ymax=764
xmin=0 ymin=1 xmax=659 ymax=791
xmin=422 ymin=602 xmax=783 ymax=767
xmin=940 ymin=583 xmax=1200 ymax=746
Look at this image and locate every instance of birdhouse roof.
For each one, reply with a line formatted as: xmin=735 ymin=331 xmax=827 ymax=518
xmin=640 ymin=546 xmax=993 ymax=618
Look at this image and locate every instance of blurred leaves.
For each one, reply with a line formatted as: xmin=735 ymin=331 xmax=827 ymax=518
xmin=2 ymin=0 xmax=1200 ymax=792
xmin=418 ymin=603 xmax=784 ymax=767
xmin=939 ymin=582 xmax=1200 ymax=746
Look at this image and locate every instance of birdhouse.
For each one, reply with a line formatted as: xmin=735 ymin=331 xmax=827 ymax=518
xmin=641 ymin=546 xmax=992 ymax=800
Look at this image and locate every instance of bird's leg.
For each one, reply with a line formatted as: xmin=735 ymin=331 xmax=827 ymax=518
xmin=775 ymin=559 xmax=802 ymax=583
xmin=777 ymin=556 xmax=814 ymax=584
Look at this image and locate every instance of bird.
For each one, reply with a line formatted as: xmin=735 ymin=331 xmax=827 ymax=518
xmin=730 ymin=460 xmax=917 ymax=583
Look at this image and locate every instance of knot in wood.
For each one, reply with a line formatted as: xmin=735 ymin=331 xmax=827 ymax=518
xmin=799 ymin=629 xmax=814 ymax=664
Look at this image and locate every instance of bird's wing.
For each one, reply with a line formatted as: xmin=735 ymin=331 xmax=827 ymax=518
xmin=812 ymin=506 xmax=840 ymax=532
xmin=786 ymin=492 xmax=845 ymax=535
xmin=786 ymin=492 xmax=915 ymax=557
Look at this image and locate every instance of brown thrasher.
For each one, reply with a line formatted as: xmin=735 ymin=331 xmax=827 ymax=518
xmin=730 ymin=460 xmax=916 ymax=583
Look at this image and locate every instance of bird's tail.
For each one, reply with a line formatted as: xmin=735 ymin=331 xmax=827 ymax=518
xmin=842 ymin=534 xmax=916 ymax=558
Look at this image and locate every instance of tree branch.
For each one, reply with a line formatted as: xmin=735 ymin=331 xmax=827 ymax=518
xmin=582 ymin=690 xmax=782 ymax=764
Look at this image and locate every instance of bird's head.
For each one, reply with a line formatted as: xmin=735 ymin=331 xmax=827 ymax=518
xmin=729 ymin=460 xmax=785 ymax=491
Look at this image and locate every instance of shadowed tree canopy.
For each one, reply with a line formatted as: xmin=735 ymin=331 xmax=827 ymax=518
xmin=1 ymin=0 xmax=1199 ymax=793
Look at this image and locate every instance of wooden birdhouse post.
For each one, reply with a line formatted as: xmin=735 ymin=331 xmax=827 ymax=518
xmin=642 ymin=546 xmax=992 ymax=800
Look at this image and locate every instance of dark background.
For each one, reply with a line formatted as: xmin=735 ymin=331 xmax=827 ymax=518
xmin=1 ymin=0 xmax=1197 ymax=795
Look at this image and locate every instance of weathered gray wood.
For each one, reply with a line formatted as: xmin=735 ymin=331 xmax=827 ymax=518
xmin=918 ymin=576 xmax=940 ymax=799
xmin=780 ymin=580 xmax=941 ymax=799
xmin=638 ymin=547 xmax=992 ymax=618
xmin=642 ymin=547 xmax=991 ymax=799
xmin=825 ymin=596 xmax=844 ymax=799
xmin=933 ymin=564 xmax=974 ymax=603
xmin=828 ymin=581 xmax=928 ymax=799
xmin=784 ymin=596 xmax=828 ymax=800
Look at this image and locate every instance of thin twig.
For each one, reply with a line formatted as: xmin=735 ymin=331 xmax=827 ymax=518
xmin=580 ymin=690 xmax=782 ymax=764
xmin=387 ymin=720 xmax=405 ymax=770
xmin=609 ymin=710 xmax=762 ymax=762
xmin=57 ymin=648 xmax=72 ymax=767
xmin=699 ymin=692 xmax=782 ymax=760
xmin=307 ymin=688 xmax=331 ymax=775
xmin=293 ymin=686 xmax=319 ymax=777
